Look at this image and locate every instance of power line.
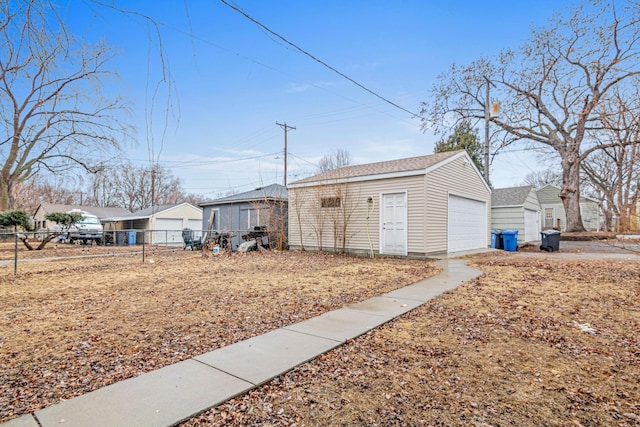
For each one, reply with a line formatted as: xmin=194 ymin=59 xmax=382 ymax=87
xmin=220 ymin=0 xmax=419 ymax=118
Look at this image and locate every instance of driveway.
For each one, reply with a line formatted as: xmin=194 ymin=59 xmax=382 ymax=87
xmin=517 ymin=239 xmax=640 ymax=260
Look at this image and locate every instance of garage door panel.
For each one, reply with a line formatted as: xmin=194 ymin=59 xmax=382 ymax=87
xmin=154 ymin=218 xmax=183 ymax=246
xmin=448 ymin=196 xmax=486 ymax=252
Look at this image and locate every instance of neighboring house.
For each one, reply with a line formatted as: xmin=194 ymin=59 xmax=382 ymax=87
xmin=287 ymin=150 xmax=491 ymax=258
xmin=103 ymin=203 xmax=203 ymax=245
xmin=491 ymin=186 xmax=541 ymax=245
xmin=32 ymin=203 xmax=130 ymax=230
xmin=199 ymin=184 xmax=288 ymax=250
xmin=536 ymin=184 xmax=600 ymax=231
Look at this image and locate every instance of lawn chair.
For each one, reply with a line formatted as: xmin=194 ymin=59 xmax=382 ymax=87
xmin=181 ymin=228 xmax=202 ymax=250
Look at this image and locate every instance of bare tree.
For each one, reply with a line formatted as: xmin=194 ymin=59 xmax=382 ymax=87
xmin=289 ymin=186 xmax=308 ymax=251
xmin=0 ymin=0 xmax=128 ymax=211
xmin=13 ymin=176 xmax=80 ymax=212
xmin=86 ymin=167 xmax=123 ymax=208
xmin=88 ymin=162 xmax=185 ymax=211
xmin=582 ymin=89 xmax=640 ymax=231
xmin=318 ymin=148 xmax=352 ymax=173
xmin=521 ymin=169 xmax=563 ymax=189
xmin=421 ymin=2 xmax=640 ymax=232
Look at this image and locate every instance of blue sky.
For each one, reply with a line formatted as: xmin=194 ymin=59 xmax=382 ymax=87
xmin=62 ymin=0 xmax=576 ymax=197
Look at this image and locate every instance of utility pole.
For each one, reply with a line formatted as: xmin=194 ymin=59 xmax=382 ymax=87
xmin=483 ymin=76 xmax=496 ymax=184
xmin=276 ymin=122 xmax=295 ymax=186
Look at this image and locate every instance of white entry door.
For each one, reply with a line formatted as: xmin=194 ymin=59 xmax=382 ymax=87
xmin=524 ymin=209 xmax=540 ymax=242
xmin=381 ymin=192 xmax=407 ymax=256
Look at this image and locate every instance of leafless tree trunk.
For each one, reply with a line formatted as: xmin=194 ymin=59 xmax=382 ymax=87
xmin=421 ymin=2 xmax=640 ymax=232
xmin=290 ymin=186 xmax=307 ymax=251
xmin=0 ymin=0 xmax=129 ymax=210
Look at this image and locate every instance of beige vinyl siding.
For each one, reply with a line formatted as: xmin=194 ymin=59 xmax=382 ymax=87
xmin=288 ymin=176 xmax=424 ymax=255
xmin=536 ymin=185 xmax=560 ymax=205
xmin=289 ymin=152 xmax=491 ymax=257
xmin=523 ymin=189 xmax=541 ymax=212
xmin=492 ymin=207 xmax=523 ymax=233
xmin=424 ymin=156 xmax=491 ymax=254
xmin=580 ymin=201 xmax=599 ymax=230
xmin=149 ymin=205 xmax=202 ymax=231
xmin=491 ymin=188 xmax=541 ymax=245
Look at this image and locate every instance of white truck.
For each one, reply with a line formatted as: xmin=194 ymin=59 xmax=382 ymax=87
xmin=66 ymin=210 xmax=104 ymax=244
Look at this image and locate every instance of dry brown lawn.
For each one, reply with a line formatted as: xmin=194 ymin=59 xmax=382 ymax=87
xmin=183 ymin=252 xmax=640 ymax=427
xmin=2 ymin=246 xmax=639 ymax=426
xmin=0 ymin=248 xmax=438 ymax=423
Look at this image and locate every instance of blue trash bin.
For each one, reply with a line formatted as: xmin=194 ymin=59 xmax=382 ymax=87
xmin=127 ymin=230 xmax=136 ymax=246
xmin=491 ymin=231 xmax=497 ymax=248
xmin=501 ymin=230 xmax=519 ymax=252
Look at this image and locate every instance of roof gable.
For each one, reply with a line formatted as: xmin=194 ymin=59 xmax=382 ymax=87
xmin=536 ymin=184 xmax=599 ymax=204
xmin=492 ymin=186 xmax=534 ymax=207
xmin=289 ymin=150 xmax=465 ymax=187
xmin=200 ymin=184 xmax=287 ymax=206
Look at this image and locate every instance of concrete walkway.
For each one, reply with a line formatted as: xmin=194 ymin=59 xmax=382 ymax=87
xmin=3 ymin=258 xmax=482 ymax=427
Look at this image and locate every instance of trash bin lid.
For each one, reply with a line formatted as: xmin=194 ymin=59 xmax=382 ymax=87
xmin=541 ymin=230 xmax=561 ymax=235
xmin=501 ymin=230 xmax=519 ymax=235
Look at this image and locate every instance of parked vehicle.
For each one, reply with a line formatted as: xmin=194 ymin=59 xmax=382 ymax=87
xmin=66 ymin=210 xmax=104 ymax=244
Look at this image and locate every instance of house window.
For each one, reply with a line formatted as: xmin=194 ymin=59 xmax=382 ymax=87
xmin=545 ymin=208 xmax=553 ymax=220
xmin=247 ymin=208 xmax=260 ymax=229
xmin=321 ymin=197 xmax=341 ymax=208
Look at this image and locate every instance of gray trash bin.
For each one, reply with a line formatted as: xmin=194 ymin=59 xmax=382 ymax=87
xmin=540 ymin=230 xmax=561 ymax=252
xmin=116 ymin=231 xmax=125 ymax=246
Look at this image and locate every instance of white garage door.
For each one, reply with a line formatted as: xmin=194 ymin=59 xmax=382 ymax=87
xmin=187 ymin=219 xmax=202 ymax=236
xmin=448 ymin=195 xmax=486 ymax=252
xmin=524 ymin=209 xmax=540 ymax=242
xmin=154 ymin=218 xmax=183 ymax=246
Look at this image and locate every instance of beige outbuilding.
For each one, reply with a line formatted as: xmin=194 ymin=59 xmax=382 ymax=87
xmin=287 ymin=150 xmax=491 ymax=258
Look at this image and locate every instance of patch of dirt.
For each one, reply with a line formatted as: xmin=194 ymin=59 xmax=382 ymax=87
xmin=184 ymin=253 xmax=640 ymax=427
xmin=0 ymin=250 xmax=438 ymax=423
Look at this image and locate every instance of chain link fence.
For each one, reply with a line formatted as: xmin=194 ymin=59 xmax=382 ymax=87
xmin=0 ymin=227 xmax=275 ymax=276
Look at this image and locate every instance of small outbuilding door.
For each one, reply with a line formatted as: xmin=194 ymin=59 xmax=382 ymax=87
xmin=380 ymin=192 xmax=407 ymax=255
xmin=448 ymin=195 xmax=486 ymax=252
xmin=524 ymin=209 xmax=540 ymax=242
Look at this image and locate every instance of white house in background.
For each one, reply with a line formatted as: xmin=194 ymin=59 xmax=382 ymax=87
xmin=536 ymin=184 xmax=600 ymax=231
xmin=103 ymin=203 xmax=203 ymax=245
xmin=287 ymin=150 xmax=491 ymax=257
xmin=491 ymin=186 xmax=542 ymax=245
xmin=32 ymin=203 xmax=130 ymax=230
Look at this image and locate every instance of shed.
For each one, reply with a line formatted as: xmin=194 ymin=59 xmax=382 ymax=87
xmin=103 ymin=203 xmax=203 ymax=245
xmin=32 ymin=203 xmax=130 ymax=230
xmin=536 ymin=184 xmax=600 ymax=231
xmin=287 ymin=150 xmax=491 ymax=257
xmin=491 ymin=186 xmax=541 ymax=245
xmin=199 ymin=184 xmax=288 ymax=250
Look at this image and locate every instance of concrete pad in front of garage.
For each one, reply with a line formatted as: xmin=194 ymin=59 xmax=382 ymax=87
xmin=345 ymin=296 xmax=423 ymax=318
xmin=284 ymin=308 xmax=390 ymax=342
xmin=35 ymin=359 xmax=253 ymax=427
xmin=194 ymin=328 xmax=341 ymax=386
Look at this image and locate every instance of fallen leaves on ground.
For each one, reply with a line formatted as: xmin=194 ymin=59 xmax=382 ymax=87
xmin=0 ymin=249 xmax=437 ymax=423
xmin=184 ymin=253 xmax=640 ymax=427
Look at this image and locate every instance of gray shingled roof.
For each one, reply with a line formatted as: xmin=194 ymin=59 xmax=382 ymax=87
xmin=35 ymin=203 xmax=131 ymax=219
xmin=102 ymin=203 xmax=202 ymax=221
xmin=290 ymin=150 xmax=463 ymax=185
xmin=492 ymin=186 xmax=534 ymax=207
xmin=199 ymin=183 xmax=287 ymax=207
